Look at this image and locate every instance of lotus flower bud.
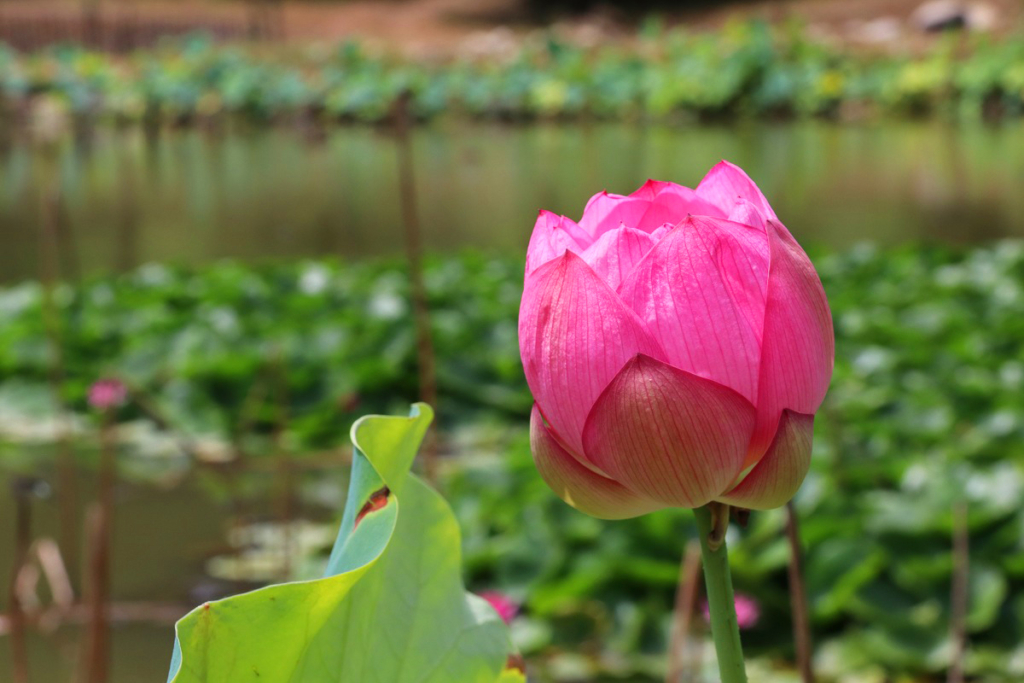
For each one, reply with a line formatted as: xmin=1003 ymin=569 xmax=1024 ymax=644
xmin=702 ymin=593 xmax=760 ymax=630
xmin=519 ymin=162 xmax=833 ymax=518
xmin=479 ymin=591 xmax=519 ymax=624
xmin=88 ymin=378 xmax=128 ymax=411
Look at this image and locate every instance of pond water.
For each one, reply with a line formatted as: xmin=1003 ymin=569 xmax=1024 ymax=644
xmin=2 ymin=120 xmax=1024 ymax=284
xmin=0 ymin=463 xmax=229 ymax=680
xmin=0 ymin=457 xmax=340 ymax=682
xmin=2 ymin=119 xmax=1024 ymax=681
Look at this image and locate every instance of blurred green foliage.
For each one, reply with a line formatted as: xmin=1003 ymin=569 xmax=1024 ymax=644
xmin=443 ymin=243 xmax=1024 ymax=682
xmin=0 ymin=253 xmax=528 ymax=446
xmin=1 ymin=241 xmax=1023 ymax=680
xmin=2 ymin=22 xmax=1024 ymax=125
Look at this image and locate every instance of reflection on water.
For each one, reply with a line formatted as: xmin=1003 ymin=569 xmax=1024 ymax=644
xmin=2 ymin=624 xmax=179 ymax=681
xmin=0 ymin=465 xmax=230 ymax=681
xmin=0 ymin=466 xmax=232 ymax=604
xmin=2 ymin=120 xmax=1024 ymax=283
xmin=0 ymin=462 xmax=334 ymax=682
xmin=2 ymin=120 xmax=1024 ymax=681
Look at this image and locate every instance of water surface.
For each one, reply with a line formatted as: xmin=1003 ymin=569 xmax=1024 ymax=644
xmin=2 ymin=120 xmax=1023 ymax=283
xmin=2 ymin=119 xmax=1024 ymax=681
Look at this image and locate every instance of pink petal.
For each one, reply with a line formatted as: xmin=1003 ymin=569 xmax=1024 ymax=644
xmin=525 ymin=210 xmax=592 ymax=275
xmin=747 ymin=221 xmax=834 ymax=465
xmin=581 ymin=355 xmax=756 ymax=508
xmin=703 ymin=594 xmax=761 ymax=630
xmin=579 ymin=227 xmax=657 ymax=291
xmin=726 ymin=198 xmax=767 ymax=231
xmin=617 ymin=216 xmax=769 ymax=404
xmin=649 ymin=225 xmax=671 ymax=241
xmin=531 ymin=405 xmax=663 ymax=519
xmin=629 ymin=179 xmax=724 ymax=221
xmin=479 ymin=591 xmax=519 ymax=624
xmin=629 ymin=179 xmax=677 ymax=201
xmin=88 ymin=379 xmax=128 ymax=410
xmin=519 ymin=252 xmax=667 ymax=457
xmin=718 ymin=410 xmax=814 ymax=510
xmin=578 ymin=191 xmax=653 ymax=238
xmin=734 ymin=594 xmax=761 ymax=630
xmin=696 ymin=161 xmax=777 ymax=224
xmin=578 ymin=182 xmax=726 ymax=238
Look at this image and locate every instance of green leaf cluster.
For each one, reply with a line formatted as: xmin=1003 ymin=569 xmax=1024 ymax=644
xmin=0 ymin=254 xmax=527 ymax=449
xmin=3 ymin=22 xmax=1024 ymax=124
xmin=2 ymin=241 xmax=1024 ymax=679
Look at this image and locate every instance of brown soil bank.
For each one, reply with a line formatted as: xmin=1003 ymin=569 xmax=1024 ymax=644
xmin=0 ymin=0 xmax=1021 ymax=57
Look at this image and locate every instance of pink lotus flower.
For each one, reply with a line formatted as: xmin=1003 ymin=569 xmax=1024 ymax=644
xmin=519 ymin=162 xmax=833 ymax=518
xmin=479 ymin=591 xmax=519 ymax=624
xmin=702 ymin=593 xmax=760 ymax=630
xmin=88 ymin=378 xmax=128 ymax=411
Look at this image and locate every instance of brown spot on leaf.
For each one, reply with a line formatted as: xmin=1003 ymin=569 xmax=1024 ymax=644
xmin=505 ymin=653 xmax=526 ymax=673
xmin=354 ymin=486 xmax=391 ymax=529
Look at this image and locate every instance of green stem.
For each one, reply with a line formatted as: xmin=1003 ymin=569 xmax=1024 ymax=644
xmin=693 ymin=504 xmax=748 ymax=683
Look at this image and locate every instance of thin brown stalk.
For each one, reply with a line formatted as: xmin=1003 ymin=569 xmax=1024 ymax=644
xmin=39 ymin=177 xmax=80 ymax=588
xmin=948 ymin=501 xmax=969 ymax=683
xmin=115 ymin=136 xmax=138 ymax=273
xmin=786 ymin=501 xmax=815 ymax=683
xmin=7 ymin=481 xmax=33 ymax=683
xmin=52 ymin=190 xmax=81 ymax=284
xmin=271 ymin=351 xmax=294 ymax=580
xmin=667 ymin=540 xmax=704 ymax=683
xmin=18 ymin=538 xmax=75 ymax=633
xmin=82 ymin=411 xmax=117 ymax=683
xmin=34 ymin=539 xmax=75 ymax=611
xmin=393 ymin=90 xmax=439 ymax=482
xmin=225 ymin=373 xmax=270 ymax=531
xmin=234 ymin=374 xmax=270 ymax=461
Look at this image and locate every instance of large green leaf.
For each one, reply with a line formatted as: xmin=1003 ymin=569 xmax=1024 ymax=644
xmin=167 ymin=403 xmax=517 ymax=682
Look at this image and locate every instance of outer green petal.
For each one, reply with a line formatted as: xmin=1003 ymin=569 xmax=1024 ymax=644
xmin=531 ymin=405 xmax=663 ymax=520
xmin=582 ymin=354 xmax=755 ymax=509
xmin=718 ymin=410 xmax=814 ymax=510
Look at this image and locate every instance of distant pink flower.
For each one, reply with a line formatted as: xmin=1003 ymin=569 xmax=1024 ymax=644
xmin=702 ymin=593 xmax=760 ymax=630
xmin=480 ymin=591 xmax=519 ymax=624
xmin=520 ymin=162 xmax=834 ymax=519
xmin=88 ymin=378 xmax=127 ymax=411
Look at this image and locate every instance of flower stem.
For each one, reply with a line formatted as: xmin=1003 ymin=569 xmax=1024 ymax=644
xmin=693 ymin=503 xmax=748 ymax=683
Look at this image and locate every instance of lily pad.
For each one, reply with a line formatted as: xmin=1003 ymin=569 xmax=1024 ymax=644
xmin=167 ymin=403 xmax=516 ymax=682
